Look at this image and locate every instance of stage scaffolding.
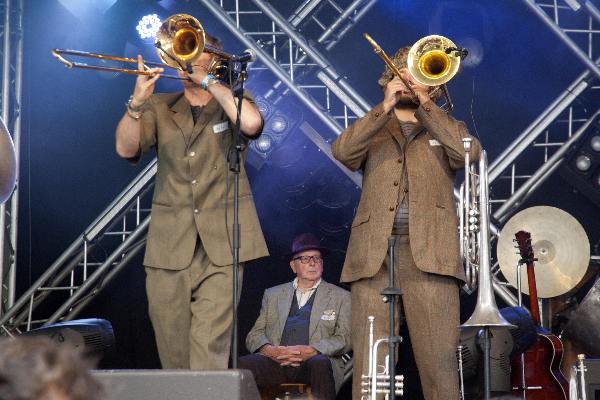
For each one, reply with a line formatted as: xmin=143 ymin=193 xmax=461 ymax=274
xmin=1 ymin=0 xmax=599 ymax=336
xmin=0 ymin=0 xmax=24 ymax=319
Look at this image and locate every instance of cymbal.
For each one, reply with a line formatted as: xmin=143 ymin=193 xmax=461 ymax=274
xmin=497 ymin=206 xmax=589 ymax=298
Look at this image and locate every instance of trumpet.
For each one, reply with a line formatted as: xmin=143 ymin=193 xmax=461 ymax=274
xmin=52 ymin=14 xmax=234 ymax=81
xmin=361 ymin=316 xmax=404 ymax=399
xmin=363 ymin=33 xmax=464 ymax=111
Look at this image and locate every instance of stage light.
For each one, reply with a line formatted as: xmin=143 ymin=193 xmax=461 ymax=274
xmin=559 ymin=114 xmax=600 ymax=206
xmin=270 ymin=115 xmax=289 ymax=133
xmin=591 ymin=135 xmax=600 ymax=152
xmin=22 ymin=318 xmax=115 ymax=358
xmin=575 ymin=154 xmax=593 ymax=172
xmin=255 ymin=134 xmax=274 ymax=154
xmin=136 ymin=14 xmax=161 ymax=40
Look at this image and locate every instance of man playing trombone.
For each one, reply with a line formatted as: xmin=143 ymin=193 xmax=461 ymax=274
xmin=114 ymin=33 xmax=268 ymax=371
xmin=332 ymin=45 xmax=481 ymax=400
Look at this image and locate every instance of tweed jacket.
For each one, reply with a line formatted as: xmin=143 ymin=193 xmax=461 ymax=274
xmin=137 ymin=91 xmax=269 ymax=269
xmin=332 ymin=100 xmax=481 ymax=282
xmin=245 ymin=280 xmax=351 ymax=391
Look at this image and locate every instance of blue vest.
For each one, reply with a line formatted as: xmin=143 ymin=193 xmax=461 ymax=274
xmin=280 ymin=289 xmax=317 ymax=346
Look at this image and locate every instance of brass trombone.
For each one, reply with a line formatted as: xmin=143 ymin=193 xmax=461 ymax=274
xmin=52 ymin=14 xmax=234 ymax=81
xmin=363 ymin=33 xmax=464 ymax=111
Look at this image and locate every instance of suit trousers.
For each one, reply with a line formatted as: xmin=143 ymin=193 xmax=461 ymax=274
xmin=145 ymin=238 xmax=244 ymax=370
xmin=239 ymin=353 xmax=336 ymax=400
xmin=351 ymin=234 xmax=460 ymax=400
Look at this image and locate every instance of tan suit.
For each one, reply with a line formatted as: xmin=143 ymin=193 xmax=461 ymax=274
xmin=332 ymin=100 xmax=481 ymax=400
xmin=139 ymin=92 xmax=268 ymax=269
xmin=136 ymin=91 xmax=269 ymax=370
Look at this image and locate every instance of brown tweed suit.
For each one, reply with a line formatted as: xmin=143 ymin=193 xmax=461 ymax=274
xmin=136 ymin=91 xmax=269 ymax=369
xmin=332 ymin=100 xmax=481 ymax=400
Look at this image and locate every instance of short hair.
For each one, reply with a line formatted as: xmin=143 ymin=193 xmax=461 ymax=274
xmin=205 ymin=33 xmax=223 ymax=51
xmin=0 ymin=336 xmax=103 ymax=400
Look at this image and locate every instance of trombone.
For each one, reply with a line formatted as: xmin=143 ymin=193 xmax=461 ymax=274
xmin=363 ymin=33 xmax=465 ymax=112
xmin=52 ymin=14 xmax=235 ymax=81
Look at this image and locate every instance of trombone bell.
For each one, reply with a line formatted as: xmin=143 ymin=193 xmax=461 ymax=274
xmin=407 ymin=35 xmax=461 ymax=87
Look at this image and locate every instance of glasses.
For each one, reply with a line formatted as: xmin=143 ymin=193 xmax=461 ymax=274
xmin=293 ymin=255 xmax=323 ymax=264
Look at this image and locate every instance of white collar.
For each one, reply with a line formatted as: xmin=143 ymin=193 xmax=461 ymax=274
xmin=293 ymin=278 xmax=321 ymax=292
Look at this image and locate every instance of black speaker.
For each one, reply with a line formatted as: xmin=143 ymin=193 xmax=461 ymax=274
xmin=93 ymin=369 xmax=260 ymax=400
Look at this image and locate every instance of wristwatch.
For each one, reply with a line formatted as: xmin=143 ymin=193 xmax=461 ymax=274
xmin=201 ymin=74 xmax=219 ymax=91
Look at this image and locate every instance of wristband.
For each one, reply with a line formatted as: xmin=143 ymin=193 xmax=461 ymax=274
xmin=200 ymin=74 xmax=218 ymax=90
xmin=126 ymin=95 xmax=144 ymax=120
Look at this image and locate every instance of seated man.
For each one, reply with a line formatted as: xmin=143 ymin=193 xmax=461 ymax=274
xmin=240 ymin=233 xmax=351 ymax=400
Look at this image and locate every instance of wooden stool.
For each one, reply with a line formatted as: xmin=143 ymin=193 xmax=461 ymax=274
xmin=260 ymin=382 xmax=313 ymax=400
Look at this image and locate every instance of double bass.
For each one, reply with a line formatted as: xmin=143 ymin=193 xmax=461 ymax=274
xmin=510 ymin=230 xmax=568 ymax=399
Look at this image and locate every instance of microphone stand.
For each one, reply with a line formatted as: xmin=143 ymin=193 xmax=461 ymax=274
xmin=381 ymin=236 xmax=403 ymax=400
xmin=228 ymin=59 xmax=249 ymax=369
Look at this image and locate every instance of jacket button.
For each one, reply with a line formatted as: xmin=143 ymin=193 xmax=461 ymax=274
xmin=393 ymin=181 xmax=399 ymax=186
xmin=374 ymin=112 xmax=380 ymax=117
xmin=425 ymin=107 xmax=431 ymax=112
xmin=191 ymin=179 xmax=197 ymax=185
xmin=404 ymin=188 xmax=409 ymax=193
xmin=389 ymin=206 xmax=395 ymax=211
xmin=194 ymin=208 xmax=199 ymax=214
xmin=189 ymin=151 xmax=196 ymax=157
xmin=397 ymin=158 xmax=402 ymax=163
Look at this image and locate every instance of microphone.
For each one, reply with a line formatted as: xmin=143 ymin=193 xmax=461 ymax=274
xmin=445 ymin=46 xmax=469 ymax=60
xmin=230 ymin=49 xmax=256 ymax=63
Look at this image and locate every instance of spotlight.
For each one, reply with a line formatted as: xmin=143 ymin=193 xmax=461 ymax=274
xmin=136 ymin=14 xmax=161 ymax=40
xmin=254 ymin=134 xmax=273 ymax=154
xmin=559 ymin=114 xmax=600 ymax=206
xmin=591 ymin=135 xmax=600 ymax=152
xmin=270 ymin=115 xmax=288 ymax=133
xmin=575 ymin=153 xmax=593 ymax=172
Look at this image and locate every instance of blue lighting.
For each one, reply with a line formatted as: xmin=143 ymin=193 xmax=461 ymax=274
xmin=136 ymin=14 xmax=162 ymax=40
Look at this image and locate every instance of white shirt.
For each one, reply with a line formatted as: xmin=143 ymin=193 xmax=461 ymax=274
xmin=292 ymin=278 xmax=321 ymax=308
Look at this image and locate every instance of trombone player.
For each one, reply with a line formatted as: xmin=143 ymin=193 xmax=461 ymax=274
xmin=332 ymin=43 xmax=481 ymax=399
xmin=114 ymin=30 xmax=268 ymax=370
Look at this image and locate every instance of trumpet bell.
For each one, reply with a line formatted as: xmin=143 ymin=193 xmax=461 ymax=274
xmin=155 ymin=14 xmax=205 ymax=69
xmin=407 ymin=35 xmax=460 ymax=86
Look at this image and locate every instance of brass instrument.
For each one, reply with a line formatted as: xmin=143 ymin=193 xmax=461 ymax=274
xmin=361 ymin=316 xmax=404 ymax=399
xmin=459 ymin=145 xmax=515 ymax=400
xmin=52 ymin=14 xmax=233 ymax=81
xmin=363 ymin=33 xmax=463 ymax=111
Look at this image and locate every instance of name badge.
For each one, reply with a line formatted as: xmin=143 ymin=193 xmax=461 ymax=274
xmin=213 ymin=121 xmax=230 ymax=134
xmin=429 ymin=139 xmax=441 ymax=146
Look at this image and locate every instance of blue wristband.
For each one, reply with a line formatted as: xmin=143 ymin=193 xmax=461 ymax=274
xmin=201 ymin=74 xmax=216 ymax=90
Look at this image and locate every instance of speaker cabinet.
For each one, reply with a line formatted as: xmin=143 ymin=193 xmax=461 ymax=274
xmin=93 ymin=369 xmax=260 ymax=400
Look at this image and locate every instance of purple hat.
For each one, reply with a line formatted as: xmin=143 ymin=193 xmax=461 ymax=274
xmin=288 ymin=233 xmax=328 ymax=259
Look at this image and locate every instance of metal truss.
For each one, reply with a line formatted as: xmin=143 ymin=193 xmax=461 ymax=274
xmin=199 ymin=0 xmax=375 ymax=185
xmin=0 ymin=0 xmax=24 ymax=318
xmin=0 ymin=161 xmax=155 ymax=335
xmin=490 ymin=1 xmax=600 ymax=223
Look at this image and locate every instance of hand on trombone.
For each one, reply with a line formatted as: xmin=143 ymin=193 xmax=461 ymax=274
xmin=382 ymin=71 xmax=431 ymax=114
xmin=130 ymin=55 xmax=163 ymax=110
